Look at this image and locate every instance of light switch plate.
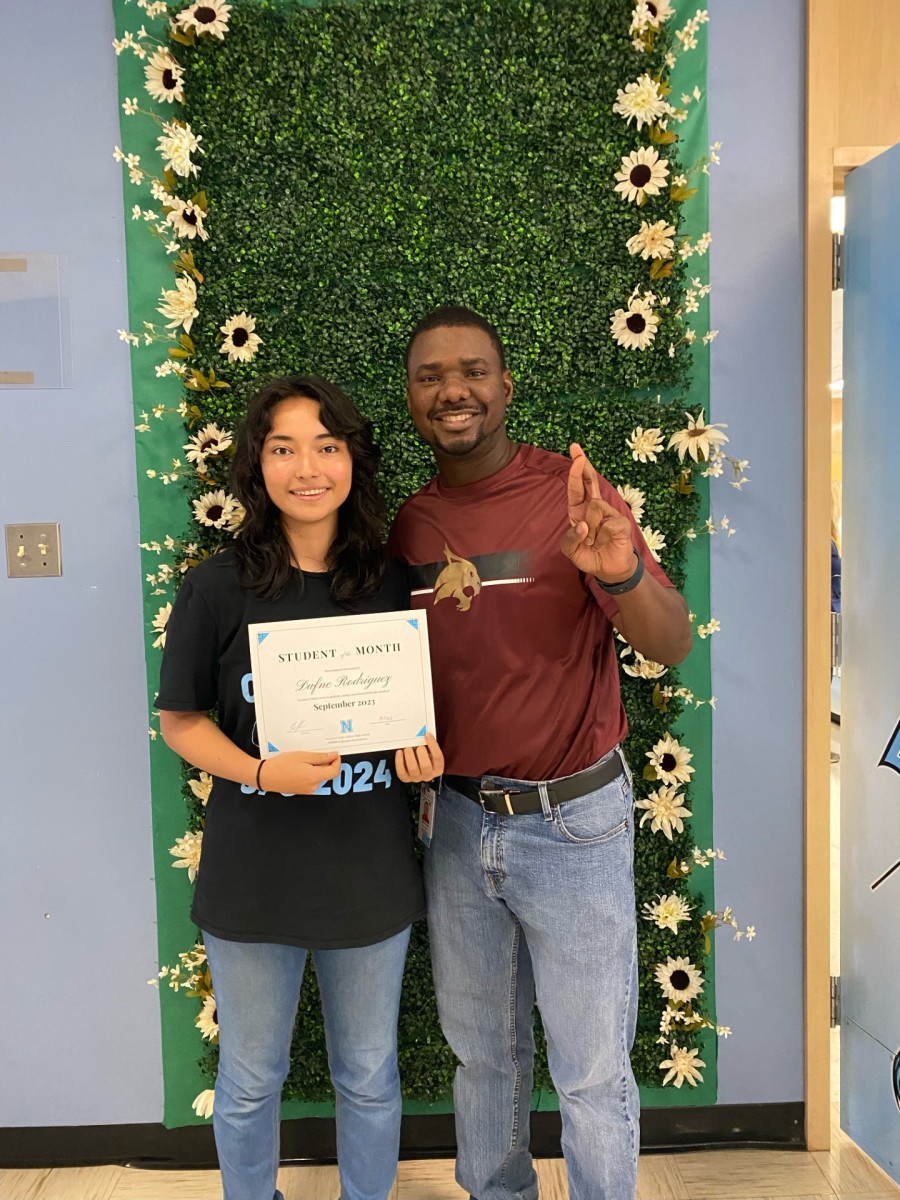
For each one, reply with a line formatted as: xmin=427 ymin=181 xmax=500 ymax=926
xmin=5 ymin=523 xmax=62 ymax=577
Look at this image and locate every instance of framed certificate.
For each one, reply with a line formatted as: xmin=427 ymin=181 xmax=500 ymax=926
xmin=248 ymin=609 xmax=436 ymax=758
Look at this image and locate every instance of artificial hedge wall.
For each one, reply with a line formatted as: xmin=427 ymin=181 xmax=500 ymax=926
xmin=114 ymin=0 xmax=717 ymax=1124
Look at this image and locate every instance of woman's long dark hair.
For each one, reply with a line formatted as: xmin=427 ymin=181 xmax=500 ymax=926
xmin=230 ymin=375 xmax=386 ymax=603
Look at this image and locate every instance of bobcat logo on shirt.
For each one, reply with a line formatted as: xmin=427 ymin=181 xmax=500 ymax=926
xmin=433 ymin=543 xmax=482 ymax=612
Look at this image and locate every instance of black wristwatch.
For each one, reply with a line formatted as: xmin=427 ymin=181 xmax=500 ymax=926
xmin=595 ymin=548 xmax=645 ymax=595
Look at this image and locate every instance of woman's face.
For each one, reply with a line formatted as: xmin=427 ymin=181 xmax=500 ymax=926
xmin=260 ymin=396 xmax=353 ymax=537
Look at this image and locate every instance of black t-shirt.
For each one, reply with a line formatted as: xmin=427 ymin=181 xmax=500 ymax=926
xmin=155 ymin=547 xmax=425 ymax=950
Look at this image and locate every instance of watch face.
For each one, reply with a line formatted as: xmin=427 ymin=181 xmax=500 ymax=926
xmin=893 ymin=1048 xmax=900 ymax=1112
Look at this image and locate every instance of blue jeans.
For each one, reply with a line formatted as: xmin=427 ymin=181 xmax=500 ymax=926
xmin=425 ymin=749 xmax=639 ymax=1200
xmin=203 ymin=926 xmax=410 ymax=1200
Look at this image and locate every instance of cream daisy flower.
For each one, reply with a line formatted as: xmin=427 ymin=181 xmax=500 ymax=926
xmin=626 ymin=219 xmax=677 ymax=261
xmin=635 ymin=784 xmax=691 ymax=839
xmin=151 ymin=602 xmax=172 ymax=649
xmin=667 ymin=409 xmax=730 ymax=462
xmin=646 ymin=735 xmax=695 ymax=786
xmin=219 ymin=312 xmax=262 ymax=363
xmin=184 ymin=423 xmax=233 ymax=467
xmin=655 ymin=956 xmax=704 ymax=1003
xmin=157 ymin=120 xmax=204 ymax=178
xmin=612 ymin=74 xmax=672 ymax=130
xmin=192 ymin=1089 xmax=215 ymax=1119
xmin=189 ymin=771 xmax=213 ymax=805
xmin=622 ymin=652 xmax=667 ymax=680
xmin=616 ymin=484 xmax=645 ymax=522
xmin=614 ymin=146 xmax=669 ymax=204
xmin=611 ymin=295 xmax=659 ymax=351
xmin=170 ymin=829 xmax=203 ymax=883
xmin=640 ymin=526 xmax=666 ymax=562
xmin=642 ymin=893 xmax=692 ymax=933
xmin=226 ymin=500 xmax=246 ymax=534
xmin=157 ymin=275 xmax=198 ymax=332
xmin=196 ymin=994 xmax=219 ymax=1042
xmin=193 ymin=489 xmax=241 ymax=529
xmin=659 ymin=1043 xmax=705 ymax=1088
xmin=165 ymin=197 xmax=208 ymax=241
xmin=637 ymin=0 xmax=675 ymax=29
xmin=144 ymin=48 xmax=184 ymax=104
xmin=626 ymin=426 xmax=664 ymax=464
xmin=177 ymin=0 xmax=232 ymax=39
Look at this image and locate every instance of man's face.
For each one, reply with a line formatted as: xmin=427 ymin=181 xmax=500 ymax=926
xmin=406 ymin=325 xmax=513 ymax=458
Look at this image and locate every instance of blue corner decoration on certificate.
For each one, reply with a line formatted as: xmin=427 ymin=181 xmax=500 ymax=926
xmin=248 ymin=609 xmax=436 ymax=758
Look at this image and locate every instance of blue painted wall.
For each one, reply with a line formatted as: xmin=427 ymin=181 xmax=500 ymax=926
xmin=0 ymin=0 xmax=805 ymax=1126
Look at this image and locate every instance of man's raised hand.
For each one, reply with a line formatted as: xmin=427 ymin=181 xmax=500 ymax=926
xmin=561 ymin=443 xmax=638 ymax=583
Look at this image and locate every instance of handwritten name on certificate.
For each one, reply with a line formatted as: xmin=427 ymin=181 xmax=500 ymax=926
xmin=248 ymin=610 xmax=436 ymax=757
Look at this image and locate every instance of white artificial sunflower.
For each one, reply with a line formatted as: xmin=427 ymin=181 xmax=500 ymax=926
xmin=611 ymin=294 xmax=659 ymax=351
xmin=616 ymin=484 xmax=645 ymax=522
xmin=622 ymin=652 xmax=667 ymax=680
xmin=612 ymin=74 xmax=672 ymax=130
xmin=226 ymin=499 xmax=246 ymax=534
xmin=165 ymin=196 xmax=209 ymax=241
xmin=177 ymin=0 xmax=232 ymax=39
xmin=626 ymin=219 xmax=677 ymax=261
xmin=635 ymin=784 xmax=691 ymax=839
xmin=193 ymin=489 xmax=241 ymax=529
xmin=659 ymin=1043 xmax=705 ymax=1088
xmin=195 ymin=994 xmax=219 ymax=1042
xmin=189 ymin=771 xmax=213 ymax=805
xmin=642 ymin=893 xmax=692 ymax=933
xmin=157 ymin=275 xmax=199 ymax=332
xmin=640 ymin=526 xmax=666 ymax=562
xmin=667 ymin=409 xmax=730 ymax=462
xmin=626 ymin=425 xmax=664 ymax=463
xmin=157 ymin=120 xmax=204 ymax=178
xmin=184 ymin=423 xmax=233 ymax=467
xmin=614 ymin=146 xmax=669 ymax=204
xmin=151 ymin=602 xmax=172 ymax=649
xmin=219 ymin=312 xmax=262 ymax=363
xmin=170 ymin=829 xmax=203 ymax=883
xmin=635 ymin=0 xmax=675 ymax=29
xmin=144 ymin=48 xmax=185 ymax=104
xmin=192 ymin=1089 xmax=215 ymax=1119
xmin=655 ymin=957 xmax=705 ymax=1003
xmin=646 ymin=735 xmax=695 ymax=786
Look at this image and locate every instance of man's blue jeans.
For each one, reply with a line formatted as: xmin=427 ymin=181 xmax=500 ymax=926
xmin=203 ymin=926 xmax=410 ymax=1200
xmin=425 ymin=749 xmax=639 ymax=1200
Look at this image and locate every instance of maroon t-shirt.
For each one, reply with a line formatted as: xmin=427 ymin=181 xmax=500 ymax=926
xmin=387 ymin=444 xmax=673 ymax=780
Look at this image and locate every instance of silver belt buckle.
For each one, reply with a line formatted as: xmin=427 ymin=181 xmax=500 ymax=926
xmin=479 ymin=787 xmax=515 ymax=815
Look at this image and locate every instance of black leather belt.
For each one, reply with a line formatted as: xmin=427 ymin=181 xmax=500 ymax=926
xmin=444 ymin=753 xmax=624 ymax=816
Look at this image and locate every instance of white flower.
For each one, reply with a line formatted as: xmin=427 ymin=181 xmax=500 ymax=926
xmin=626 ymin=219 xmax=676 ymax=261
xmin=660 ymin=1043 xmax=705 ymax=1088
xmin=151 ymin=602 xmax=172 ymax=649
xmin=697 ymin=618 xmax=721 ymax=639
xmin=157 ymin=275 xmax=198 ymax=332
xmin=122 ymin=96 xmax=139 ymax=115
xmin=144 ymin=48 xmax=185 ymax=104
xmin=640 ymin=526 xmax=666 ymax=562
xmin=170 ymin=829 xmax=203 ymax=882
xmin=611 ymin=294 xmax=659 ymax=351
xmin=196 ymin=994 xmax=219 ymax=1042
xmin=193 ymin=489 xmax=241 ymax=529
xmin=616 ymin=484 xmax=645 ymax=523
xmin=189 ymin=771 xmax=214 ymax=805
xmin=614 ymin=146 xmax=669 ymax=204
xmin=635 ymin=784 xmax=691 ymax=840
xmin=613 ymin=74 xmax=672 ymax=130
xmin=157 ymin=120 xmax=203 ymax=178
xmin=632 ymin=0 xmax=675 ymax=31
xmin=667 ymin=409 xmax=729 ymax=463
xmin=165 ymin=196 xmax=209 ymax=241
xmin=643 ymin=893 xmax=692 ymax=933
xmin=219 ymin=312 xmax=263 ymax=363
xmin=626 ymin=426 xmax=664 ymax=463
xmin=184 ymin=423 xmax=233 ymax=467
xmin=192 ymin=1089 xmax=215 ymax=1119
xmin=656 ymin=957 xmax=704 ymax=1004
xmin=646 ymin=734 xmax=695 ymax=785
xmin=177 ymin=0 xmax=232 ymax=38
xmin=622 ymin=652 xmax=667 ymax=680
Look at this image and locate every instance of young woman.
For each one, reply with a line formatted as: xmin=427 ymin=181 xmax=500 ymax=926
xmin=156 ymin=375 xmax=442 ymax=1200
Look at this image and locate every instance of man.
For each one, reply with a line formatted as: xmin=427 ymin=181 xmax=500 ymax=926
xmin=387 ymin=306 xmax=692 ymax=1200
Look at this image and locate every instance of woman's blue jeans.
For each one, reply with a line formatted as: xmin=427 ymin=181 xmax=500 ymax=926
xmin=203 ymin=926 xmax=411 ymax=1200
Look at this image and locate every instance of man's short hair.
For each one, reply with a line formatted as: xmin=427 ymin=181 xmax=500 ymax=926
xmin=405 ymin=306 xmax=507 ymax=373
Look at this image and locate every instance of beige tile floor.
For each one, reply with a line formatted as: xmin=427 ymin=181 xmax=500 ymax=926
xmin=6 ymin=729 xmax=894 ymax=1200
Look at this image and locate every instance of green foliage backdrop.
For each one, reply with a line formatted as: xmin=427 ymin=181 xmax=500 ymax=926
xmin=114 ymin=0 xmax=716 ymax=1126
